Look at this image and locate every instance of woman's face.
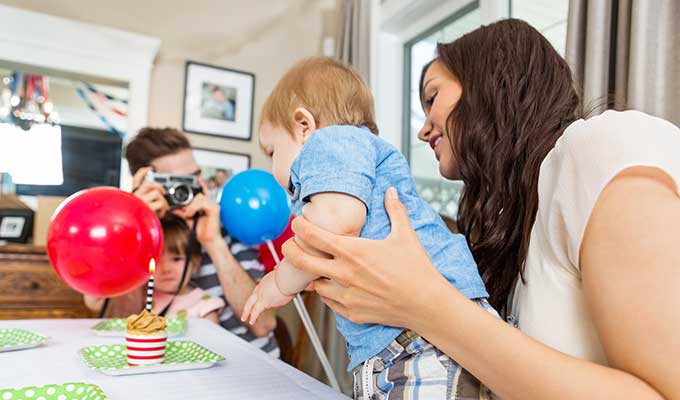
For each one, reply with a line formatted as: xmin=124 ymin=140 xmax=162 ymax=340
xmin=418 ymin=61 xmax=463 ymax=180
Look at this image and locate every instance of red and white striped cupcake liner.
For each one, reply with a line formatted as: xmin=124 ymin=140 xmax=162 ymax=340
xmin=125 ymin=331 xmax=167 ymax=366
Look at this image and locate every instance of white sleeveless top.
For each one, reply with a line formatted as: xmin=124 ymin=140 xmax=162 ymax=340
xmin=510 ymin=110 xmax=680 ymax=365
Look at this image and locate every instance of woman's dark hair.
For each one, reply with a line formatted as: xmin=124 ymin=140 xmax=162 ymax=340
xmin=420 ymin=19 xmax=581 ymax=311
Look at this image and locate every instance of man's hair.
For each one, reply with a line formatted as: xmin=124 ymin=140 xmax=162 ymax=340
xmin=260 ymin=56 xmax=378 ymax=135
xmin=125 ymin=127 xmax=191 ymax=175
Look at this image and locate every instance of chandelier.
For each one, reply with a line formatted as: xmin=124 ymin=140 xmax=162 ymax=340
xmin=0 ymin=72 xmax=59 ymax=131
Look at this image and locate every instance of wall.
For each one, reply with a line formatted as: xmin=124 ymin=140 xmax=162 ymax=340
xmin=0 ymin=0 xmax=338 ymax=170
xmin=0 ymin=0 xmax=339 ymax=349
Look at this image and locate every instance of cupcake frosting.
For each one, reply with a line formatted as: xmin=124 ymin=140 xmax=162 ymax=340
xmin=126 ymin=309 xmax=167 ymax=335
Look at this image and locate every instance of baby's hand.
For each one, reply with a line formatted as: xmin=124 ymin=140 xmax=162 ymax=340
xmin=241 ymin=271 xmax=295 ymax=325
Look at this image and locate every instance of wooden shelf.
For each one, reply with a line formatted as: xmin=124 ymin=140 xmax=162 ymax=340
xmin=0 ymin=244 xmax=95 ymax=320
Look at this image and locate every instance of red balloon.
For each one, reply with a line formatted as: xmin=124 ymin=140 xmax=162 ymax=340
xmin=47 ymin=187 xmax=163 ymax=297
xmin=259 ymin=215 xmax=294 ymax=273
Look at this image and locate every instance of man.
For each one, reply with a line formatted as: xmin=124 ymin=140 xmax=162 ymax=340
xmin=96 ymin=127 xmax=278 ymax=356
xmin=214 ymin=169 xmax=228 ymax=188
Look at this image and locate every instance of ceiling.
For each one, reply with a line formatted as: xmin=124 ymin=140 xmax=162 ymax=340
xmin=0 ymin=0 xmax=335 ymax=59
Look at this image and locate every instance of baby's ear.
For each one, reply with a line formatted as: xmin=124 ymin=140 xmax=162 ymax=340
xmin=292 ymin=107 xmax=317 ymax=142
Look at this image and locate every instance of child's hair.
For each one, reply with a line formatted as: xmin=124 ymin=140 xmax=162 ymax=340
xmin=161 ymin=214 xmax=201 ymax=264
xmin=260 ymin=56 xmax=378 ymax=135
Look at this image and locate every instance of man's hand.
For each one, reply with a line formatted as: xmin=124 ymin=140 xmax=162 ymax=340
xmin=131 ymin=166 xmax=169 ymax=217
xmin=173 ymin=177 xmax=224 ymax=249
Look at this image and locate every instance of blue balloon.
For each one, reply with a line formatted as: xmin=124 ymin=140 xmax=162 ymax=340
xmin=219 ymin=169 xmax=291 ymax=245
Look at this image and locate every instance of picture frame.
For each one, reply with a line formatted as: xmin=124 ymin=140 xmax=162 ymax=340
xmin=192 ymin=148 xmax=250 ymax=201
xmin=182 ymin=61 xmax=255 ymax=141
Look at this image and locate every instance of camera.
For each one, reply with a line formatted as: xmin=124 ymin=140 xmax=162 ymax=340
xmin=145 ymin=172 xmax=202 ymax=208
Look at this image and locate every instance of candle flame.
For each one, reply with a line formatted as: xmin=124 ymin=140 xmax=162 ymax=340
xmin=149 ymin=258 xmax=156 ymax=274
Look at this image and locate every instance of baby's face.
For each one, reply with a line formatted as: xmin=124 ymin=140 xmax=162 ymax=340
xmin=259 ymin=122 xmax=304 ymax=190
xmin=155 ymin=251 xmax=192 ymax=293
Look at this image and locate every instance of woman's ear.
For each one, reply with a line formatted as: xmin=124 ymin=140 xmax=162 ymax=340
xmin=292 ymin=108 xmax=317 ymax=142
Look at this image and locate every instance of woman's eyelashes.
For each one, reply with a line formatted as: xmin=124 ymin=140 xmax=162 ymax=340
xmin=427 ymin=93 xmax=436 ymax=106
xmin=423 ymin=90 xmax=437 ymax=110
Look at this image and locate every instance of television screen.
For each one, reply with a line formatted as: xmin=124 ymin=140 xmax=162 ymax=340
xmin=15 ymin=124 xmax=122 ymax=196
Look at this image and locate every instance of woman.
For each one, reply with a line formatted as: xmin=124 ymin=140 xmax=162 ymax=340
xmin=283 ymin=19 xmax=680 ymax=399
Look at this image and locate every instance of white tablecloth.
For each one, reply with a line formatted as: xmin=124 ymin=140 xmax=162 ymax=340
xmin=0 ymin=318 xmax=348 ymax=399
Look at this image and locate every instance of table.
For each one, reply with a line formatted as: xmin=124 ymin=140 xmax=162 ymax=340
xmin=0 ymin=318 xmax=349 ymax=399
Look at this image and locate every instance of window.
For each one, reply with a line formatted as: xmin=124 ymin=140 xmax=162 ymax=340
xmin=400 ymin=0 xmax=569 ymax=219
xmin=404 ymin=2 xmax=480 ymax=218
xmin=510 ymin=0 xmax=569 ymax=56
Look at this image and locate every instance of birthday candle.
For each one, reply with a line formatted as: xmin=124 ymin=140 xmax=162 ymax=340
xmin=146 ymin=259 xmax=155 ymax=312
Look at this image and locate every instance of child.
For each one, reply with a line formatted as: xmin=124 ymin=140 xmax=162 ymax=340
xmin=242 ymin=57 xmax=497 ymax=399
xmin=152 ymin=214 xmax=225 ymax=323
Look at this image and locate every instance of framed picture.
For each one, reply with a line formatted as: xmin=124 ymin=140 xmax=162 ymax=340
xmin=182 ymin=61 xmax=255 ymax=141
xmin=192 ymin=148 xmax=250 ymax=201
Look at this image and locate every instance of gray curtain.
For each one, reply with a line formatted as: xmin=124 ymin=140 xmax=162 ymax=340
xmin=294 ymin=1 xmax=372 ymax=395
xmin=335 ymin=0 xmax=372 ymax=83
xmin=566 ymin=0 xmax=680 ymax=125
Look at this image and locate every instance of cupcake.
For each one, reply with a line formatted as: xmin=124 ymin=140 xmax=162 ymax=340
xmin=125 ymin=310 xmax=167 ymax=366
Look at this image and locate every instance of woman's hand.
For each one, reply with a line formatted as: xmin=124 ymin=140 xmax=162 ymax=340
xmin=282 ymin=187 xmax=449 ymax=329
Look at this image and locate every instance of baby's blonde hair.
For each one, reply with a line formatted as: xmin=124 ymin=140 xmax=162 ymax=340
xmin=260 ymin=57 xmax=378 ymax=135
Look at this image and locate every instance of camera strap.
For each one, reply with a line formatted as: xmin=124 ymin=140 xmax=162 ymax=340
xmin=158 ymin=212 xmax=201 ymax=317
xmin=98 ymin=298 xmax=110 ymax=318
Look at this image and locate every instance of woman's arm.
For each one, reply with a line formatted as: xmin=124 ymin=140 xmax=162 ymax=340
xmin=284 ymin=185 xmax=678 ymax=399
xmin=580 ymin=167 xmax=680 ymax=398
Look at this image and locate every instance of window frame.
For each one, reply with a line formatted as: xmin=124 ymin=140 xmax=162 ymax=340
xmin=401 ymin=1 xmax=480 ymax=163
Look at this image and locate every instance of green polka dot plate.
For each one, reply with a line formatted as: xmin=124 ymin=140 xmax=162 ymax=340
xmin=0 ymin=329 xmax=47 ymax=353
xmin=0 ymin=382 xmax=106 ymax=400
xmin=90 ymin=317 xmax=187 ymax=337
xmin=79 ymin=340 xmax=225 ymax=376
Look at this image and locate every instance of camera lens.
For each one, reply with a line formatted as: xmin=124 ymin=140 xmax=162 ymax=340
xmin=173 ymin=185 xmax=191 ymax=203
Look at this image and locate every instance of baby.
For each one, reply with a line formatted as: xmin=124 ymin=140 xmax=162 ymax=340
xmin=242 ymin=57 xmax=496 ymax=399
